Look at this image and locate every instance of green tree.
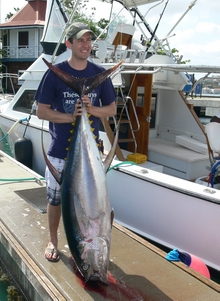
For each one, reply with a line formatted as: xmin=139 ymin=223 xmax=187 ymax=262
xmin=63 ymin=0 xmax=108 ymax=38
xmin=156 ymin=46 xmax=190 ymax=64
xmin=5 ymin=8 xmax=20 ymax=21
xmin=171 ymin=47 xmax=190 ymax=64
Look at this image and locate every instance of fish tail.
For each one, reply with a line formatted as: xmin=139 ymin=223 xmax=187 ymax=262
xmin=42 ymin=58 xmax=83 ymax=96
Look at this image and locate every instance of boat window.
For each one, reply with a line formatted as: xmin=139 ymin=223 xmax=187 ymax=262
xmin=137 ymin=87 xmax=145 ymax=107
xmin=150 ymin=94 xmax=157 ymax=129
xmin=13 ymin=90 xmax=37 ymax=115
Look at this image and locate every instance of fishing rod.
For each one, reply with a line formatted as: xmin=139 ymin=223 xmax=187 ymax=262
xmin=146 ymin=0 xmax=169 ymax=52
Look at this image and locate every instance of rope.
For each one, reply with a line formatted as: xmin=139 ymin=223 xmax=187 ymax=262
xmin=0 ymin=177 xmax=45 ymax=182
xmin=108 ymin=161 xmax=137 ymax=172
xmin=0 ymin=117 xmax=29 ymax=142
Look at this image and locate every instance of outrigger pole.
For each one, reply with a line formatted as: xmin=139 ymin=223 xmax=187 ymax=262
xmin=164 ymin=0 xmax=197 ymax=39
xmin=146 ymin=0 xmax=169 ymax=52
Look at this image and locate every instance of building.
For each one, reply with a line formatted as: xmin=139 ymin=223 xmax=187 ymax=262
xmin=0 ymin=0 xmax=46 ymax=92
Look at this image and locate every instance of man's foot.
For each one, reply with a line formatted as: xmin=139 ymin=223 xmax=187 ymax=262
xmin=45 ymin=242 xmax=60 ymax=262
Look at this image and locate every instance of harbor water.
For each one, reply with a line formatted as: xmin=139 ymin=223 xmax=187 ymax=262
xmin=0 ymin=261 xmax=23 ymax=301
xmin=0 ymin=125 xmax=15 ymax=158
xmin=0 ymin=281 xmax=8 ymax=301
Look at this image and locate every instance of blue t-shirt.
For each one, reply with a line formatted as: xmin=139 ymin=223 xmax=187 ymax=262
xmin=35 ymin=60 xmax=116 ymax=159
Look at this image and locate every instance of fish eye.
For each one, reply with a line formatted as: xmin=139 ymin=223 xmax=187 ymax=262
xmin=82 ymin=263 xmax=90 ymax=271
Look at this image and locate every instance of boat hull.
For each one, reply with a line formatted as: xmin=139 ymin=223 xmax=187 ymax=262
xmin=107 ymin=161 xmax=220 ymax=271
xmin=0 ymin=115 xmax=50 ymax=176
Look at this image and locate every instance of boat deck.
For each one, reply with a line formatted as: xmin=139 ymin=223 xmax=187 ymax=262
xmin=0 ymin=150 xmax=220 ymax=301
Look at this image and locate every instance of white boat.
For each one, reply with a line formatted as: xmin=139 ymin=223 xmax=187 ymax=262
xmin=1 ymin=0 xmax=220 ymax=272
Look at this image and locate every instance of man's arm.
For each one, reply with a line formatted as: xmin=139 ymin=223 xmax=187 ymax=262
xmin=36 ymin=103 xmax=81 ymax=123
xmin=83 ymin=97 xmax=116 ymax=118
xmin=37 ymin=96 xmax=116 ymax=123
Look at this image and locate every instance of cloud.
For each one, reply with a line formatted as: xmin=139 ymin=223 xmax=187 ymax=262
xmin=196 ymin=22 xmax=220 ymax=34
xmin=175 ymin=39 xmax=220 ymax=65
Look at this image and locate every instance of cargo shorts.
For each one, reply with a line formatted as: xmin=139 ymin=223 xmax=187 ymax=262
xmin=45 ymin=155 xmax=65 ymax=206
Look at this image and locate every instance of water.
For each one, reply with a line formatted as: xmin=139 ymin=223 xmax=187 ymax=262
xmin=0 ymin=281 xmax=8 ymax=301
xmin=0 ymin=262 xmax=11 ymax=301
xmin=0 ymin=125 xmax=15 ymax=158
xmin=0 ymin=262 xmax=24 ymax=301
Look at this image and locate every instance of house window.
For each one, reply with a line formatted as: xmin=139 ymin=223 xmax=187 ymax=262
xmin=18 ymin=31 xmax=28 ymax=48
xmin=3 ymin=32 xmax=8 ymax=47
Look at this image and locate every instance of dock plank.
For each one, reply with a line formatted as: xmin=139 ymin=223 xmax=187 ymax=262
xmin=0 ymin=150 xmax=219 ymax=300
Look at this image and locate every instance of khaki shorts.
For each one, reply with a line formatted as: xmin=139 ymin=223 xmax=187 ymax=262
xmin=45 ymin=156 xmax=65 ymax=206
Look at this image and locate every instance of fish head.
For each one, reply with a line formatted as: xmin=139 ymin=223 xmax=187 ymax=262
xmin=78 ymin=237 xmax=110 ymax=285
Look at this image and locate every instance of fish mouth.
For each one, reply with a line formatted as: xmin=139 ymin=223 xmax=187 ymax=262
xmin=89 ymin=273 xmax=100 ymax=282
xmin=88 ymin=272 xmax=108 ymax=285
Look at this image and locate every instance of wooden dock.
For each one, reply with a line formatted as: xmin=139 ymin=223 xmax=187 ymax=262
xmin=0 ymin=150 xmax=220 ymax=300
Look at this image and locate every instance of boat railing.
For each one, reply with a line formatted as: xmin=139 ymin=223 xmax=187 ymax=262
xmin=108 ymin=93 xmax=139 ymax=153
xmin=92 ymin=42 xmax=156 ymax=64
xmin=117 ymin=95 xmax=139 ymax=153
xmin=124 ymin=95 xmax=140 ymax=133
xmin=0 ymin=73 xmax=18 ymax=95
xmin=114 ymin=49 xmax=148 ymax=63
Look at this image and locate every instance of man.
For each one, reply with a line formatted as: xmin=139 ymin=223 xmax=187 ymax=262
xmin=36 ymin=22 xmax=117 ymax=262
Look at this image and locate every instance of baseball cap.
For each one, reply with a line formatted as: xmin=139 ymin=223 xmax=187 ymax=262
xmin=66 ymin=22 xmax=96 ymax=40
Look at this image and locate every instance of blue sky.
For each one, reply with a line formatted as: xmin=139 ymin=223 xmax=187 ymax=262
xmin=1 ymin=0 xmax=220 ymax=67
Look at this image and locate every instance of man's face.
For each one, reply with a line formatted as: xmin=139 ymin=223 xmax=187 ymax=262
xmin=69 ymin=32 xmax=92 ymax=60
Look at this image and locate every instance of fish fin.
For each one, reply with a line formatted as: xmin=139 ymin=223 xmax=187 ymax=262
xmin=41 ymin=120 xmax=62 ymax=184
xmin=111 ymin=209 xmax=114 ymax=228
xmin=103 ymin=98 xmax=128 ymax=173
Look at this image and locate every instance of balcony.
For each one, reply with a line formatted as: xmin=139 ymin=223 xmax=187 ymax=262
xmin=1 ymin=45 xmax=43 ymax=60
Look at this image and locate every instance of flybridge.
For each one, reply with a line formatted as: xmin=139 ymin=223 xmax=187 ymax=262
xmin=40 ymin=0 xmax=68 ymax=55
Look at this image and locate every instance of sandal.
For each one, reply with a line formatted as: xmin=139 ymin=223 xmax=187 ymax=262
xmin=45 ymin=244 xmax=60 ymax=262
